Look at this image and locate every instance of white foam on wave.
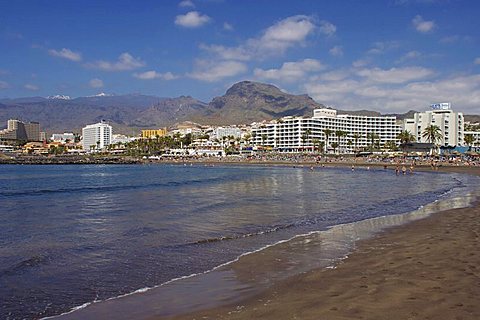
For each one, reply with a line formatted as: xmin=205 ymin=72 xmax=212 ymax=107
xmin=44 ymin=173 xmax=480 ymax=320
xmin=43 ymin=229 xmax=329 ymax=319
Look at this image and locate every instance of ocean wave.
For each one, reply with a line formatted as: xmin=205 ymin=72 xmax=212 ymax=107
xmin=0 ymin=255 xmax=50 ymax=278
xmin=0 ymin=175 xmax=229 ymax=198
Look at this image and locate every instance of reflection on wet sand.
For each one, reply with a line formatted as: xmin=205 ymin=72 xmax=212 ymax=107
xmin=56 ymin=190 xmax=477 ymax=320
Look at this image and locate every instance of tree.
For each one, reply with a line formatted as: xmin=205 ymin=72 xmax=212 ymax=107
xmin=385 ymin=141 xmax=398 ymax=151
xmin=312 ymin=138 xmax=320 ymax=153
xmin=331 ymin=142 xmax=339 ymax=154
xmin=397 ymin=130 xmax=415 ymax=145
xmin=366 ymin=132 xmax=379 ymax=151
xmin=422 ymin=125 xmax=443 ymax=145
xmin=335 ymin=130 xmax=347 ymax=154
xmin=464 ymin=134 xmax=475 ymax=146
xmin=302 ymin=129 xmax=312 ymax=151
xmin=261 ymin=134 xmax=267 ymax=147
xmin=352 ymin=133 xmax=360 ymax=152
xmin=347 ymin=139 xmax=353 ymax=152
xmin=323 ymin=128 xmax=332 ymax=153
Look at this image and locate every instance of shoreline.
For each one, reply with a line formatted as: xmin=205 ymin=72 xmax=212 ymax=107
xmin=164 ymin=166 xmax=480 ymax=320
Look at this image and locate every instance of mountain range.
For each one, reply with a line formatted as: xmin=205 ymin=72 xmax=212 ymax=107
xmin=0 ymin=81 xmax=478 ymax=134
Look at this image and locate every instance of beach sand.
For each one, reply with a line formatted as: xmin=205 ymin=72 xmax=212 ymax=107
xmin=165 ymin=167 xmax=480 ymax=320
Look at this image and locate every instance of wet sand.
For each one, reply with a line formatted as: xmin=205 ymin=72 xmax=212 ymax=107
xmin=166 ymin=167 xmax=480 ymax=320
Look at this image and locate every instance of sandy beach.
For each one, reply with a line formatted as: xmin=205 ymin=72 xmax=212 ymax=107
xmin=165 ymin=166 xmax=480 ymax=320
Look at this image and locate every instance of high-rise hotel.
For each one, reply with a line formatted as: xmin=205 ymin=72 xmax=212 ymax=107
xmin=251 ymin=109 xmax=402 ymax=153
xmin=403 ymin=103 xmax=464 ymax=147
xmin=82 ymin=121 xmax=112 ymax=151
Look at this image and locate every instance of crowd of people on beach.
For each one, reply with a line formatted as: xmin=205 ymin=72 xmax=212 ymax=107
xmin=143 ymin=151 xmax=479 ymax=171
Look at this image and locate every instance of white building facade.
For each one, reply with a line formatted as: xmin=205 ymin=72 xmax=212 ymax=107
xmin=82 ymin=122 xmax=112 ymax=151
xmin=404 ymin=104 xmax=464 ymax=147
xmin=51 ymin=132 xmax=75 ymax=143
xmin=251 ymin=109 xmax=402 ymax=153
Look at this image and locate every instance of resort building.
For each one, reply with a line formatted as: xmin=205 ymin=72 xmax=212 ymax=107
xmin=212 ymin=126 xmax=242 ymax=140
xmin=251 ymin=108 xmax=402 ymax=153
xmin=141 ymin=128 xmax=167 ymax=139
xmin=464 ymin=131 xmax=480 ymax=151
xmin=0 ymin=119 xmax=40 ymax=142
xmin=51 ymin=132 xmax=75 ymax=143
xmin=81 ymin=121 xmax=112 ymax=151
xmin=403 ymin=103 xmax=464 ymax=147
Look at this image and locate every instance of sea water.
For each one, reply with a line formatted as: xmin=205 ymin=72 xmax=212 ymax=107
xmin=0 ymin=164 xmax=476 ymax=319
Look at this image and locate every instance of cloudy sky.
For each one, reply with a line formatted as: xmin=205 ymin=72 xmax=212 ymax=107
xmin=1 ymin=0 xmax=479 ymax=113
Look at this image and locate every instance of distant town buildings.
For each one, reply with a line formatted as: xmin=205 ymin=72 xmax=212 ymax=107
xmin=252 ymin=108 xmax=402 ymax=153
xmin=82 ymin=121 xmax=112 ymax=151
xmin=51 ymin=132 xmax=75 ymax=143
xmin=141 ymin=128 xmax=167 ymax=139
xmin=403 ymin=103 xmax=464 ymax=147
xmin=212 ymin=126 xmax=242 ymax=140
xmin=0 ymin=119 xmax=41 ymax=142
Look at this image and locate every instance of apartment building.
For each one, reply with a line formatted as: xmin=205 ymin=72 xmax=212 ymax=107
xmin=0 ymin=119 xmax=40 ymax=142
xmin=404 ymin=103 xmax=464 ymax=147
xmin=252 ymin=108 xmax=402 ymax=153
xmin=82 ymin=121 xmax=112 ymax=151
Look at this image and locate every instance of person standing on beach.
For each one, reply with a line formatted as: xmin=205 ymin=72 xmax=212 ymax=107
xmin=395 ymin=165 xmax=400 ymax=175
xmin=402 ymin=165 xmax=407 ymax=175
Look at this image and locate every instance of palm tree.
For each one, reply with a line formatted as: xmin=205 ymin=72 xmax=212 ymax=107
xmin=323 ymin=128 xmax=332 ymax=153
xmin=366 ymin=132 xmax=379 ymax=151
xmin=385 ymin=141 xmax=398 ymax=152
xmin=318 ymin=141 xmax=325 ymax=154
xmin=347 ymin=139 xmax=353 ymax=153
xmin=422 ymin=125 xmax=443 ymax=145
xmin=335 ymin=130 xmax=347 ymax=154
xmin=331 ymin=142 xmax=339 ymax=154
xmin=261 ymin=134 xmax=267 ymax=147
xmin=312 ymin=138 xmax=320 ymax=153
xmin=464 ymin=134 xmax=475 ymax=147
xmin=352 ymin=133 xmax=360 ymax=152
xmin=302 ymin=129 xmax=312 ymax=151
xmin=397 ymin=130 xmax=415 ymax=145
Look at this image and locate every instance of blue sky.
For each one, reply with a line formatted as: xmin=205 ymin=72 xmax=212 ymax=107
xmin=0 ymin=0 xmax=479 ymax=113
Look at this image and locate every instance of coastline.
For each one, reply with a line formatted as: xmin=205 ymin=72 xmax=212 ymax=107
xmin=164 ymin=166 xmax=480 ymax=320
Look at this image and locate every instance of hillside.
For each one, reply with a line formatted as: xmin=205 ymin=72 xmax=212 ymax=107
xmin=0 ymin=81 xmax=478 ymax=134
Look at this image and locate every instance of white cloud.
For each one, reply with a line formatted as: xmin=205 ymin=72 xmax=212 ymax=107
xmin=188 ymin=60 xmax=247 ymax=82
xmin=223 ymin=22 xmax=234 ymax=31
xmin=179 ymin=0 xmax=195 ymax=8
xmin=302 ymin=65 xmax=480 ymax=114
xmin=315 ymin=70 xmax=350 ymax=81
xmin=474 ymin=57 xmax=480 ymax=65
xmin=329 ymin=45 xmax=343 ymax=57
xmin=440 ymin=35 xmax=472 ymax=44
xmin=86 ymin=53 xmax=145 ymax=71
xmin=200 ymin=15 xmax=317 ymax=61
xmin=133 ymin=70 xmax=178 ymax=80
xmin=199 ymin=44 xmax=251 ymax=61
xmin=367 ymin=41 xmax=400 ymax=55
xmin=175 ymin=11 xmax=210 ymax=28
xmin=319 ymin=20 xmax=336 ymax=36
xmin=24 ymin=84 xmax=39 ymax=91
xmin=254 ymin=59 xmax=325 ymax=83
xmin=352 ymin=59 xmax=370 ymax=68
xmin=395 ymin=50 xmax=423 ymax=64
xmin=412 ymin=15 xmax=436 ymax=33
xmin=0 ymin=80 xmax=9 ymax=89
xmin=259 ymin=15 xmax=316 ymax=52
xmin=48 ymin=48 xmax=82 ymax=62
xmin=89 ymin=78 xmax=104 ymax=88
xmin=357 ymin=66 xmax=434 ymax=83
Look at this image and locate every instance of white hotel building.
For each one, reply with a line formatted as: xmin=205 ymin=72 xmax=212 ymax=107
xmin=82 ymin=121 xmax=112 ymax=151
xmin=251 ymin=108 xmax=402 ymax=153
xmin=403 ymin=103 xmax=464 ymax=147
